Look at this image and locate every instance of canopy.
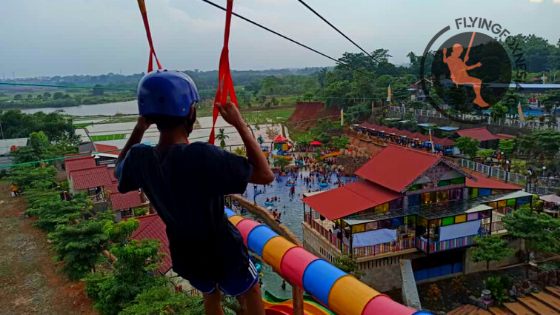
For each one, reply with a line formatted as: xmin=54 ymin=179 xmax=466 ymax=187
xmin=540 ymin=194 xmax=560 ymax=205
xmin=310 ymin=140 xmax=322 ymax=146
xmin=273 ymin=135 xmax=288 ymax=143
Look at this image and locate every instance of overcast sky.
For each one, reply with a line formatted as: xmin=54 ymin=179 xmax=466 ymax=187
xmin=1 ymin=0 xmax=559 ymax=78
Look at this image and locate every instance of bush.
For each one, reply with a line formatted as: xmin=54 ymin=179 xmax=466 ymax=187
xmin=485 ymin=275 xmax=512 ymax=305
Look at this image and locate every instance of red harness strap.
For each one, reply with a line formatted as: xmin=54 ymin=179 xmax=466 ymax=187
xmin=209 ymin=0 xmax=238 ymax=144
xmin=137 ymin=0 xmax=163 ymax=72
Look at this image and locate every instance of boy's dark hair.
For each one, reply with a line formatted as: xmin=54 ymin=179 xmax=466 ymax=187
xmin=149 ymin=107 xmax=197 ymax=134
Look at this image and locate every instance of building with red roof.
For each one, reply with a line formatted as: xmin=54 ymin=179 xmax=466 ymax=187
xmin=454 ymin=127 xmax=512 ymax=149
xmin=94 ymin=143 xmax=120 ymax=155
xmin=64 ymin=156 xmax=96 ymax=178
xmin=356 ymin=123 xmax=455 ymax=154
xmin=110 ymin=190 xmax=147 ymax=219
xmin=68 ymin=166 xmax=113 ymax=192
xmin=302 ymin=145 xmax=531 ymax=289
xmin=355 ymin=145 xmax=443 ymax=193
xmin=303 ymin=181 xmax=400 ymax=220
xmin=131 ymin=214 xmax=172 ymax=274
xmin=456 ymin=127 xmax=499 ymax=142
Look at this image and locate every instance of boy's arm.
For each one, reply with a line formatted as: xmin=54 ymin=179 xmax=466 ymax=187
xmin=218 ymin=102 xmax=274 ymax=185
xmin=115 ymin=117 xmax=151 ymax=175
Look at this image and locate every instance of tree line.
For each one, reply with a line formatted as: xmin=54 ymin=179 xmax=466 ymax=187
xmin=8 ymin=156 xmax=212 ymax=314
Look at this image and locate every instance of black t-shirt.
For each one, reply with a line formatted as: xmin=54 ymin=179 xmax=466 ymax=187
xmin=117 ymin=142 xmax=252 ymax=280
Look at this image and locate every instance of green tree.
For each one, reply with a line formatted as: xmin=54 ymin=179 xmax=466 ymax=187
xmin=92 ymin=84 xmax=105 ymax=96
xmin=86 ymin=240 xmax=162 ymax=315
xmin=333 ymin=255 xmax=363 ymax=279
xmin=330 ymin=135 xmax=349 ymax=150
xmin=490 ymin=103 xmax=509 ymax=122
xmin=476 ymin=148 xmax=495 ymax=161
xmin=502 ymin=206 xmax=560 ymax=255
xmin=517 ymin=130 xmax=560 ymax=161
xmin=26 ymin=192 xmax=91 ymax=232
xmin=103 ymin=217 xmax=139 ymax=245
xmin=455 ymin=137 xmax=480 ymax=159
xmin=471 ymin=235 xmax=514 ymax=270
xmin=120 ymin=284 xmax=204 ymax=315
xmin=49 ymin=219 xmax=110 ymax=279
xmin=498 ymin=139 xmax=515 ymax=157
xmin=8 ymin=165 xmax=57 ymax=191
xmin=216 ymin=128 xmax=229 ymax=149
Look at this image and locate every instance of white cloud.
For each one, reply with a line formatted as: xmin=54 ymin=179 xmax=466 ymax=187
xmin=553 ymin=0 xmax=560 ymax=4
xmin=528 ymin=0 xmax=544 ymax=3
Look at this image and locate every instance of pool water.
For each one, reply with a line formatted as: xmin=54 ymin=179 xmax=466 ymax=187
xmin=240 ymin=170 xmax=355 ymax=298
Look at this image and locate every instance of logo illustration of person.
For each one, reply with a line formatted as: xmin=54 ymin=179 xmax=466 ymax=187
xmin=443 ymin=32 xmax=489 ymax=108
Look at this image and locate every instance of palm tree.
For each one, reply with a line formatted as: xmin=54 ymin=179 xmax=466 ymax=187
xmin=216 ymin=128 xmax=229 ymax=149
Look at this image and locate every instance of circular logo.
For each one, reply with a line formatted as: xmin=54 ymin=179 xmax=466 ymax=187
xmin=432 ymin=32 xmax=511 ymax=112
xmin=420 ymin=24 xmax=517 ymax=123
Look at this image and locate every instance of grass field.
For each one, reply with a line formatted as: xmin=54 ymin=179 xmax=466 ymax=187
xmin=72 ymin=105 xmax=295 ymax=127
xmin=242 ymin=107 xmax=295 ymax=124
xmin=89 ymin=133 xmax=126 ymax=141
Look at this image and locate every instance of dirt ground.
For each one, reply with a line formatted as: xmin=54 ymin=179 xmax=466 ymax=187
xmin=0 ymin=182 xmax=96 ymax=315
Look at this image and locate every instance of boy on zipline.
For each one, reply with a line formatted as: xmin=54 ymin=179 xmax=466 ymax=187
xmin=116 ymin=70 xmax=272 ymax=315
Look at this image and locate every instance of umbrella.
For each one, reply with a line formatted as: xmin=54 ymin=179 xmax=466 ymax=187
xmin=310 ymin=140 xmax=322 ymax=146
xmin=273 ymin=135 xmax=288 ymax=143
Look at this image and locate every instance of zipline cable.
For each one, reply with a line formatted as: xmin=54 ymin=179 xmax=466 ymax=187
xmin=200 ymin=0 xmax=339 ymax=64
xmin=200 ymin=0 xmax=377 ymax=76
xmin=295 ymin=0 xmax=376 ymax=61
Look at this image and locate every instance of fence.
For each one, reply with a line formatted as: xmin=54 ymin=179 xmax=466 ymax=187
xmin=387 ymin=106 xmax=560 ymax=132
xmin=459 ymin=158 xmax=527 ymax=185
xmin=352 ymin=238 xmax=416 ymax=258
xmin=416 ymin=235 xmax=477 ymax=254
xmin=459 ymin=158 xmax=560 ymax=194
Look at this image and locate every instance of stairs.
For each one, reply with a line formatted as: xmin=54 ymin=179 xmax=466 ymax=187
xmin=449 ymin=286 xmax=560 ymax=315
xmin=447 ymin=304 xmax=491 ymax=315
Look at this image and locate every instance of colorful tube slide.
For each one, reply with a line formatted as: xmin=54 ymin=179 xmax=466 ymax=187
xmin=225 ymin=208 xmax=428 ymax=315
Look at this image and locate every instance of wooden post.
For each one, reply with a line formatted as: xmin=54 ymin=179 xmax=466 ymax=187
xmin=292 ymin=285 xmax=304 ymax=315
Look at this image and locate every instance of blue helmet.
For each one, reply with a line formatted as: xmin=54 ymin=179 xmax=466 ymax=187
xmin=137 ymin=70 xmax=200 ymax=117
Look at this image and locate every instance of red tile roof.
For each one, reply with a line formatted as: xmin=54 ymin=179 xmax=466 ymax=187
xmin=360 ymin=122 xmax=455 ymax=146
xmin=69 ymin=166 xmax=113 ymax=190
xmin=94 ymin=143 xmax=120 ymax=155
xmin=456 ymin=127 xmax=500 ymax=142
xmin=131 ymin=214 xmax=171 ymax=274
xmin=64 ymin=156 xmax=96 ymax=173
xmin=466 ymin=171 xmax=521 ymax=190
xmin=110 ymin=191 xmax=145 ymax=211
xmin=495 ymin=133 xmax=515 ymax=140
xmin=355 ymin=145 xmax=441 ymax=192
xmin=303 ymin=181 xmax=400 ymax=220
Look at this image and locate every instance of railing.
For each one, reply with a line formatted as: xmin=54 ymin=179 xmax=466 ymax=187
xmin=416 ymin=234 xmax=477 ymax=253
xmin=483 ymin=221 xmax=507 ymax=234
xmin=304 ymin=213 xmax=344 ymax=251
xmin=305 ymin=213 xmax=417 ymax=258
xmin=353 ymin=238 xmax=416 ymax=258
xmin=459 ymin=158 xmax=560 ymax=194
xmin=459 ymin=158 xmax=527 ymax=185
